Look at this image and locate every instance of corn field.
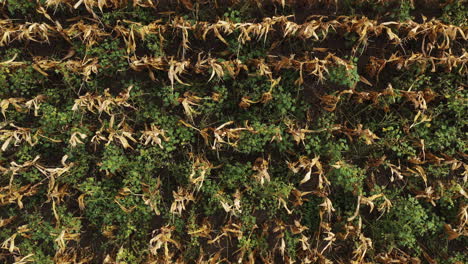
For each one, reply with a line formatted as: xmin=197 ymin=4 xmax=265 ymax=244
xmin=0 ymin=0 xmax=467 ymax=263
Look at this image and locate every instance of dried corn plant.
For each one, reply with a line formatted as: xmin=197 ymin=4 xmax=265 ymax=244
xmin=170 ymin=186 xmax=195 ymax=215
xmin=188 ymin=153 xmax=215 ymax=191
xmin=177 ymin=91 xmax=202 ymax=122
xmin=149 ymin=225 xmax=181 ymax=261
xmin=0 ymin=124 xmax=40 ymax=152
xmin=139 ymin=123 xmax=169 ymax=148
xmin=64 ymin=21 xmax=110 ymax=47
xmin=252 ymin=157 xmax=271 ymax=185
xmin=72 ymin=86 xmax=135 ymax=116
xmin=91 ymin=115 xmax=138 ymax=149
xmin=0 ymin=184 xmax=40 ymax=209
xmin=69 ymin=131 xmax=87 ymax=147
xmin=205 ymin=121 xmax=256 ymax=150
xmin=288 ymin=156 xmax=327 ymax=187
xmin=217 ymin=189 xmax=242 ymax=216
xmin=1 ymin=98 xmax=26 ymax=119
